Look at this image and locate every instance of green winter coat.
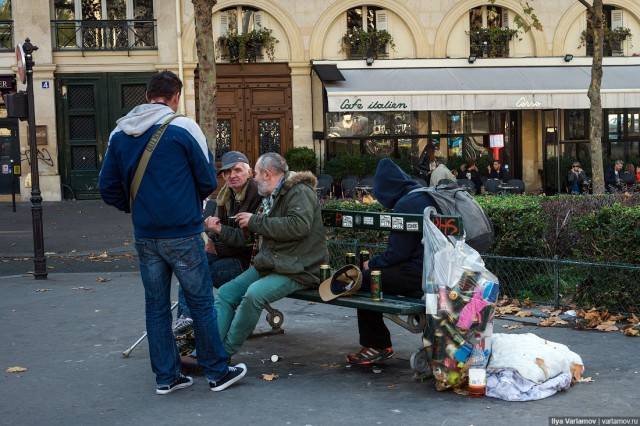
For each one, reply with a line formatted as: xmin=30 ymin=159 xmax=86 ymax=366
xmin=219 ymin=171 xmax=329 ymax=287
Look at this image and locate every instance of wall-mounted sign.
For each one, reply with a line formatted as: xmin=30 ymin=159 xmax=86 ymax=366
xmin=27 ymin=125 xmax=48 ymax=145
xmin=42 ymin=81 xmax=50 ymax=89
xmin=0 ymin=76 xmax=14 ymax=90
xmin=489 ymin=134 xmax=504 ymax=148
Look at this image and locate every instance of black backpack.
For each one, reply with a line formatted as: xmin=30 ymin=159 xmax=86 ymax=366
xmin=411 ymin=183 xmax=494 ymax=253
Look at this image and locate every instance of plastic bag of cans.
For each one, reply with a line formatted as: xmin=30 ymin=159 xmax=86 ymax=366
xmin=423 ymin=271 xmax=499 ymax=391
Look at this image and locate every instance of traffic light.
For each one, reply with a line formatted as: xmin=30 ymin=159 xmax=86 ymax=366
xmin=3 ymin=91 xmax=29 ymax=120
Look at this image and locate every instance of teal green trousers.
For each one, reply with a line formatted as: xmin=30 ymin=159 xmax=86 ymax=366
xmin=214 ymin=266 xmax=305 ymax=355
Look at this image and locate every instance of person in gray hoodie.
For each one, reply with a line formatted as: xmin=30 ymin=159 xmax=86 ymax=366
xmin=99 ymin=71 xmax=246 ymax=394
xmin=347 ymin=158 xmax=436 ymax=365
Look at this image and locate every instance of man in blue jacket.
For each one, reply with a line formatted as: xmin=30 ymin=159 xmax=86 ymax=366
xmin=99 ymin=71 xmax=246 ymax=394
xmin=347 ymin=158 xmax=436 ymax=365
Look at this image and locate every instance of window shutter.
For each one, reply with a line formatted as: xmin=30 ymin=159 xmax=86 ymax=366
xmin=502 ymin=9 xmax=510 ymax=28
xmin=220 ymin=11 xmax=229 ymax=36
xmin=375 ymin=10 xmax=388 ymax=32
xmin=254 ymin=11 xmax=263 ymax=30
xmin=611 ymin=9 xmax=623 ymax=30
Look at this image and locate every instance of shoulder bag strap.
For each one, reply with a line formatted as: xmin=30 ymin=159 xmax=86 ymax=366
xmin=129 ymin=114 xmax=183 ymax=211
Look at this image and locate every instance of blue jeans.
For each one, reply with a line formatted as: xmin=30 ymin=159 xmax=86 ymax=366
xmin=215 ymin=266 xmax=306 ymax=356
xmin=135 ymin=235 xmax=229 ymax=386
xmin=177 ymin=254 xmax=244 ymax=318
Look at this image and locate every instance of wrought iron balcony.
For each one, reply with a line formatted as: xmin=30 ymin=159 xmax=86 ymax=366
xmin=0 ymin=21 xmax=13 ymax=51
xmin=51 ymin=20 xmax=157 ymax=51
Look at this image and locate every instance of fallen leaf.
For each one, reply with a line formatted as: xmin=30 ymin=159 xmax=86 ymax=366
xmin=261 ymin=373 xmax=279 ymax=381
xmin=97 ymin=277 xmax=112 ymax=283
xmin=609 ymin=314 xmax=627 ymax=322
xmin=515 ymin=311 xmax=532 ymax=318
xmin=575 ymin=376 xmax=594 ymax=383
xmin=539 ymin=319 xmax=554 ymax=327
xmin=495 ymin=306 xmax=520 ymax=315
xmin=452 ymin=387 xmax=468 ymax=395
xmin=535 ymin=358 xmax=549 ymax=378
xmin=71 ymin=287 xmax=92 ymax=291
xmin=595 ymin=320 xmax=618 ymax=332
xmin=549 ymin=310 xmax=563 ymax=317
xmin=307 ymin=301 xmax=316 ymax=305
xmin=36 ymin=288 xmax=52 ymax=292
xmin=501 ymin=324 xmax=522 ymax=330
xmin=570 ymin=363 xmax=584 ymax=382
xmin=622 ymin=328 xmax=640 ymax=337
xmin=5 ymin=366 xmax=27 ymax=373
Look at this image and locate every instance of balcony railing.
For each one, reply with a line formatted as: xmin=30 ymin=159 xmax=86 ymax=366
xmin=0 ymin=21 xmax=13 ymax=51
xmin=51 ymin=20 xmax=157 ymax=51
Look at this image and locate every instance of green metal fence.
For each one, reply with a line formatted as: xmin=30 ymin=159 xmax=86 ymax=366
xmin=326 ymin=240 xmax=640 ymax=314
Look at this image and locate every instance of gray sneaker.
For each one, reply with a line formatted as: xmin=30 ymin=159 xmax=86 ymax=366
xmin=209 ymin=363 xmax=247 ymax=392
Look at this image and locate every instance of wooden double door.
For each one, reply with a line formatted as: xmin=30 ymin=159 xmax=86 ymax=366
xmin=196 ymin=63 xmax=293 ymax=169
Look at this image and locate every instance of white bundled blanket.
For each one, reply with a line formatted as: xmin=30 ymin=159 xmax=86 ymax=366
xmin=486 ymin=333 xmax=585 ymax=401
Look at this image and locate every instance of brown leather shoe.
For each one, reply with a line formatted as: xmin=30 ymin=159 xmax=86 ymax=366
xmin=180 ymin=355 xmax=205 ymax=375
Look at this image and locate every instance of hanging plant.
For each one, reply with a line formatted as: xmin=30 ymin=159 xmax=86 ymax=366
xmin=467 ymin=27 xmax=520 ymax=58
xmin=340 ymin=28 xmax=395 ymax=59
xmin=216 ymin=28 xmax=278 ymax=63
xmin=579 ymin=27 xmax=633 ymax=51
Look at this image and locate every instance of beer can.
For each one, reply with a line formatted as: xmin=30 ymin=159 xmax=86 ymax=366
xmin=320 ymin=264 xmax=331 ymax=282
xmin=345 ymin=252 xmax=356 ymax=265
xmin=358 ymin=250 xmax=370 ymax=270
xmin=370 ymin=270 xmax=382 ymax=301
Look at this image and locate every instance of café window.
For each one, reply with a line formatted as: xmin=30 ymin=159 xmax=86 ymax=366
xmin=564 ymin=110 xmax=589 ymax=141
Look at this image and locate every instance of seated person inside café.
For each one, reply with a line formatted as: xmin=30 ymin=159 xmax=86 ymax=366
xmin=177 ymin=151 xmax=262 ymax=320
xmin=621 ymin=163 xmax=637 ymax=192
xmin=566 ymin=162 xmax=588 ymax=194
xmin=487 ymin=160 xmax=508 ymax=182
xmin=346 ymin=158 xmax=437 ymax=365
xmin=461 ymin=160 xmax=483 ymax=195
xmin=604 ymin=160 xmax=625 ymax=193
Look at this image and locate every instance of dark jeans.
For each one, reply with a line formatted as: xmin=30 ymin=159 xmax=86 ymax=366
xmin=357 ymin=263 xmax=422 ymax=349
xmin=135 ymin=235 xmax=228 ymax=385
xmin=178 ymin=253 xmax=244 ymax=318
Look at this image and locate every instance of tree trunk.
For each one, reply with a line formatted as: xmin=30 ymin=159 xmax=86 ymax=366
xmin=585 ymin=0 xmax=606 ymax=194
xmin=192 ymin=0 xmax=217 ymax=154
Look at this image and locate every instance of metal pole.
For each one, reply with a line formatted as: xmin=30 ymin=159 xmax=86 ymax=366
xmin=23 ymin=38 xmax=47 ymax=280
xmin=553 ymin=255 xmax=560 ymax=309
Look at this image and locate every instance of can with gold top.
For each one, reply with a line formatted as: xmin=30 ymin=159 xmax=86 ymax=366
xmin=345 ymin=252 xmax=356 ymax=265
xmin=370 ymin=270 xmax=382 ymax=301
xmin=320 ymin=264 xmax=331 ymax=282
xmin=358 ymin=250 xmax=370 ymax=270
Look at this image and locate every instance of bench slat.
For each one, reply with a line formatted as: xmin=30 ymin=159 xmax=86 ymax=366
xmin=289 ymin=288 xmax=424 ymax=315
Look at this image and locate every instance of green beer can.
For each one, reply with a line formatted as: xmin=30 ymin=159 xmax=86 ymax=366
xmin=320 ymin=264 xmax=331 ymax=282
xmin=345 ymin=252 xmax=356 ymax=265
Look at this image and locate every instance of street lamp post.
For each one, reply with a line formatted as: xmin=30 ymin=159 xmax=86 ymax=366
xmin=23 ymin=38 xmax=47 ymax=280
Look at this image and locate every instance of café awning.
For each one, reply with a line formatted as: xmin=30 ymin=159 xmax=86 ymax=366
xmin=323 ymin=65 xmax=640 ymax=111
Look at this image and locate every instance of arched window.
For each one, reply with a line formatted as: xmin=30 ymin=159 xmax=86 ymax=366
xmin=216 ymin=6 xmax=278 ymax=63
xmin=51 ymin=0 xmax=155 ymax=50
xmin=219 ymin=6 xmax=262 ymax=36
xmin=343 ymin=5 xmax=391 ymax=59
xmin=468 ymin=5 xmax=517 ymax=58
xmin=0 ymin=0 xmax=12 ymax=51
xmin=583 ymin=5 xmax=631 ymax=57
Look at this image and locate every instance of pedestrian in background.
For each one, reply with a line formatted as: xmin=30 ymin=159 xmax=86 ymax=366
xmin=99 ymin=71 xmax=246 ymax=395
xmin=567 ymin=162 xmax=587 ymax=194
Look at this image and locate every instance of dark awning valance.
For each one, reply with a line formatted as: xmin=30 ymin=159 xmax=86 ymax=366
xmin=312 ymin=64 xmax=345 ymax=82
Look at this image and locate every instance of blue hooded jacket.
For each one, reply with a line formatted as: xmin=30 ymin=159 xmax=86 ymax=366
xmin=99 ymin=103 xmax=217 ymax=239
xmin=368 ymin=158 xmax=436 ymax=274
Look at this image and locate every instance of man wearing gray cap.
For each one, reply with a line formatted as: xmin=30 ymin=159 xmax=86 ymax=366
xmin=177 ymin=151 xmax=262 ymax=319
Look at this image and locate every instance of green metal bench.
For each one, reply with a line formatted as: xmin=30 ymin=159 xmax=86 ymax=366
xmin=262 ymin=208 xmax=463 ymax=336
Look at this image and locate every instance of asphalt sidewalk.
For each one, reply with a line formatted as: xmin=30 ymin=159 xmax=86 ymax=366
xmin=1 ymin=200 xmax=639 ymax=425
